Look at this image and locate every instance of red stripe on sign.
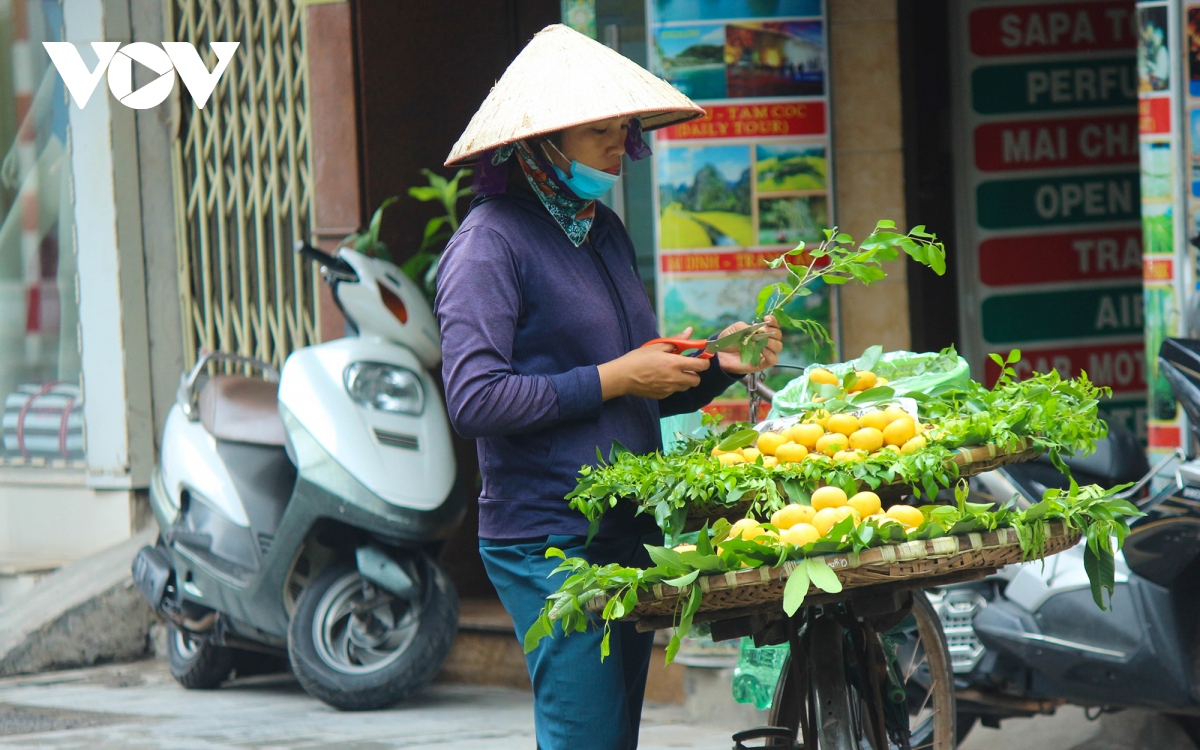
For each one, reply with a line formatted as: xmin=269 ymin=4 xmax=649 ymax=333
xmin=659 ymin=101 xmax=826 ymax=140
xmin=1139 ymin=96 xmax=1170 ymax=135
xmin=1148 ymin=425 xmax=1181 ymax=448
xmin=1144 ymin=258 xmax=1173 ymax=281
xmin=974 ymin=114 xmax=1137 ymax=171
xmin=979 ymin=229 xmax=1142 ymax=286
xmin=661 ymin=249 xmax=825 ymax=274
xmin=984 ymin=341 xmax=1147 ymax=391
xmin=969 ymin=2 xmax=1137 ymax=56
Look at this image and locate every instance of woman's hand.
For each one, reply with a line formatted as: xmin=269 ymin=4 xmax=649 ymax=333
xmin=597 ymin=327 xmax=711 ymax=400
xmin=716 ymin=315 xmax=784 ymax=375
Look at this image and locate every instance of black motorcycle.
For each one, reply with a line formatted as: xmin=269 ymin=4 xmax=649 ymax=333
xmin=937 ymin=337 xmax=1200 ymax=739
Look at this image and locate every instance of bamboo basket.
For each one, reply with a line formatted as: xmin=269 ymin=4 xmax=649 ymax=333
xmin=589 ymin=521 xmax=1079 ymax=621
xmin=682 ymin=437 xmax=1043 ymax=530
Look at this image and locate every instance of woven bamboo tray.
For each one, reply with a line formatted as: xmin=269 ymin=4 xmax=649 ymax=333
xmin=590 ymin=520 xmax=1078 ymax=621
xmin=682 ymin=438 xmax=1042 ymax=530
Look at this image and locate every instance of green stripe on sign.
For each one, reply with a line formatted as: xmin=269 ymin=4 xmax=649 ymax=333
xmin=972 ymin=57 xmax=1136 ymax=114
xmin=977 ymin=172 xmax=1139 ymax=230
xmin=982 ymin=286 xmax=1143 ymax=344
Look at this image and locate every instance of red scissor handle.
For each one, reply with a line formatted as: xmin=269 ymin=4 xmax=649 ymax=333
xmin=640 ymin=338 xmax=714 ymax=359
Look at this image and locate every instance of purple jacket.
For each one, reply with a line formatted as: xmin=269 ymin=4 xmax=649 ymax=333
xmin=434 ymin=189 xmax=735 ymax=540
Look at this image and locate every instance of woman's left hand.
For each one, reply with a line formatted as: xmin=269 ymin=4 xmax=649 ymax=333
xmin=716 ymin=315 xmax=784 ymax=375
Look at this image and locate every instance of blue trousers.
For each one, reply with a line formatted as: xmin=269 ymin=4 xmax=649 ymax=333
xmin=479 ymin=533 xmax=660 ymax=750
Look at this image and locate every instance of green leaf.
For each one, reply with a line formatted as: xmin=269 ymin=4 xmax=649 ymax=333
xmin=609 ymin=440 xmax=631 ymax=464
xmin=1083 ymin=541 xmax=1115 ymax=610
xmin=523 ymin=615 xmax=550 ymax=653
xmin=718 ymin=429 xmax=759 ymax=452
xmin=856 ymin=345 xmax=883 ymax=372
xmin=783 ymin=562 xmax=811 ymax=616
xmin=545 ymin=547 xmax=566 ymax=560
xmin=663 ymin=570 xmax=700 ymax=588
xmin=805 ymin=558 xmax=843 ymax=594
xmin=694 ymin=522 xmax=713 ymax=556
xmin=646 ymin=545 xmax=687 ymax=572
xmin=600 ymin=628 xmax=611 ymax=660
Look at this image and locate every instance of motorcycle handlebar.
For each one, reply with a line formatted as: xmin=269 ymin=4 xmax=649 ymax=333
xmin=294 ymin=241 xmax=359 ymax=282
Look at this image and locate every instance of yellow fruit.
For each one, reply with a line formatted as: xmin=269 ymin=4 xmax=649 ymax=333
xmin=672 ymin=543 xmax=696 ymax=553
xmin=711 ymin=446 xmax=725 ymax=456
xmin=812 ymin=508 xmax=841 ymax=536
xmin=811 ymin=486 xmax=848 ymax=511
xmin=886 ymin=504 xmax=925 ymax=528
xmin=900 ymin=436 xmax=928 ymax=455
xmin=809 ymin=368 xmax=838 ymax=386
xmin=834 ymin=506 xmax=862 ymax=524
xmin=877 ymin=377 xmax=889 ymax=385
xmin=742 ymin=447 xmax=762 ymax=463
xmin=806 ymin=409 xmax=832 ymax=428
xmin=882 ymin=417 xmax=917 ymax=447
xmin=815 ymin=433 xmax=848 ymax=456
xmin=729 ymin=518 xmax=760 ymax=539
xmin=849 ymin=427 xmax=884 ymax=452
xmin=858 ymin=410 xmax=889 ymax=431
xmin=743 ymin=525 xmax=775 ymax=541
xmin=718 ymin=452 xmax=746 ymax=466
xmin=756 ymin=432 xmax=786 ymax=456
xmin=832 ymin=450 xmax=865 ymax=463
xmin=883 ymin=406 xmax=910 ymax=424
xmin=827 ymin=413 xmax=860 ymax=437
xmin=775 ymin=442 xmax=809 ymax=463
xmin=772 ymin=503 xmax=817 ymax=530
xmin=848 ymin=491 xmax=882 ymax=518
xmin=789 ymin=423 xmax=826 ymax=449
xmin=782 ymin=523 xmax=821 ymax=546
xmin=848 ymin=370 xmax=877 ymax=393
xmin=762 ymin=456 xmax=779 ymax=469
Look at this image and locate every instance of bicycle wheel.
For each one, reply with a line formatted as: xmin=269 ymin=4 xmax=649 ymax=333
xmin=766 ymin=593 xmax=956 ymax=750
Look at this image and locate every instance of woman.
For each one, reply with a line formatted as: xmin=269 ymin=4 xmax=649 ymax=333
xmin=435 ymin=25 xmax=784 ymax=749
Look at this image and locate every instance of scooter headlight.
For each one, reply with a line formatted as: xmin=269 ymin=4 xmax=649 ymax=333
xmin=344 ymin=362 xmax=425 ymax=415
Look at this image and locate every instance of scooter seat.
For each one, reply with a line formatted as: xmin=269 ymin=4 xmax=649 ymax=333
xmin=198 ymin=375 xmax=287 ymax=446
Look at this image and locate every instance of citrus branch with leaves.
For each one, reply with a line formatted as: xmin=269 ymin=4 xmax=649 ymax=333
xmin=737 ymin=221 xmax=948 ymax=365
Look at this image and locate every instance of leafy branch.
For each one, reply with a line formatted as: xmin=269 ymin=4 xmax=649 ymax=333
xmin=745 ymin=221 xmax=947 ymax=363
xmin=400 ymin=167 xmax=473 ymax=299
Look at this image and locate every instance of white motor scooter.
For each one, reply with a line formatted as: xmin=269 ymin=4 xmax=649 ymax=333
xmin=133 ymin=242 xmax=463 ymax=710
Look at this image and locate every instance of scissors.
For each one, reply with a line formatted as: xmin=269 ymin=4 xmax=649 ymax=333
xmin=641 ymin=321 xmax=770 ymax=359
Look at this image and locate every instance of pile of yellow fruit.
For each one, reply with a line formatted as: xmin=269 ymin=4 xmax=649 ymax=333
xmin=673 ymin=488 xmax=927 ymax=553
xmin=808 ymin=366 xmax=886 ymax=394
xmin=712 ymin=404 xmax=930 ymax=467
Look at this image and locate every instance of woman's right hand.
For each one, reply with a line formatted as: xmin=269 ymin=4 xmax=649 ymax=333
xmin=597 ymin=328 xmax=711 ymax=401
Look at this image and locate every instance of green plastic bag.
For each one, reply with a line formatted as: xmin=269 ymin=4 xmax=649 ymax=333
xmin=769 ymin=348 xmax=970 ymax=419
xmin=731 ymin=638 xmax=789 ymax=710
xmin=660 ymin=410 xmax=706 ymax=455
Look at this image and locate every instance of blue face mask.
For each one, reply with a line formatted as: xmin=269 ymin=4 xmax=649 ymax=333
xmin=543 ymin=141 xmax=620 ymax=200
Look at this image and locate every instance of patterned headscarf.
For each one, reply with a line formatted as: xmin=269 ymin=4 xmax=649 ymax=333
xmin=470 ymin=118 xmax=652 ymax=246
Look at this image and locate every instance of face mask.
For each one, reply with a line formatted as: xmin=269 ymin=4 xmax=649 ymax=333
xmin=543 ymin=140 xmax=620 ymax=200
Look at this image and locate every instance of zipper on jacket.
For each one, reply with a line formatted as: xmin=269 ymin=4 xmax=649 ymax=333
xmin=585 ymin=236 xmax=633 ymax=351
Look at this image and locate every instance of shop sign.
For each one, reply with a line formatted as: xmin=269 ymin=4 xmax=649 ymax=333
xmin=983 ymin=341 xmax=1147 ymax=391
xmin=973 ymin=114 xmax=1137 ymax=171
xmin=978 ymin=228 xmax=1142 ymax=285
xmin=969 ymin=2 xmax=1137 ymax=56
xmin=976 ymin=172 xmax=1140 ymax=229
xmin=971 ymin=57 xmax=1137 ymax=115
xmin=953 ymin=0 xmax=1144 ymax=439
xmin=981 ymin=285 xmax=1144 ymax=343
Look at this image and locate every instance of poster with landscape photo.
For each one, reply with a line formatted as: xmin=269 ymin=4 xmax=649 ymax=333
xmin=756 ymin=143 xmax=825 ymax=191
xmin=652 ymin=24 xmax=729 ymax=100
xmin=659 ymin=274 xmax=834 ymax=391
xmin=725 ymin=21 xmax=824 ymax=98
xmin=758 ymin=195 xmax=827 ymax=246
xmin=652 ymin=0 xmax=821 ymax=24
xmin=658 ymin=144 xmax=753 ymax=249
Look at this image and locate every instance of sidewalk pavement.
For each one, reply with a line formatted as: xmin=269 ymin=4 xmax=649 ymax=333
xmin=0 ymin=660 xmax=740 ymax=749
xmin=0 ymin=659 xmax=1193 ymax=749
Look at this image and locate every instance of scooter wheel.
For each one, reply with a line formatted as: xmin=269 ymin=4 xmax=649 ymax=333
xmin=287 ymin=554 xmax=458 ymax=711
xmin=166 ymin=624 xmax=234 ymax=689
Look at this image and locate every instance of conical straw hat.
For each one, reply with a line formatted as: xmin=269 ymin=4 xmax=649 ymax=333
xmin=445 ymin=24 xmax=704 ymax=167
